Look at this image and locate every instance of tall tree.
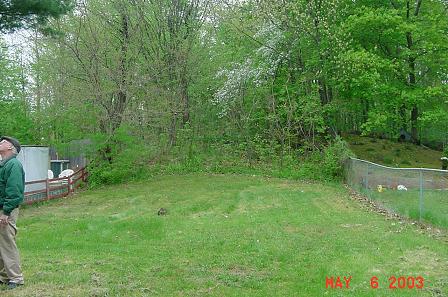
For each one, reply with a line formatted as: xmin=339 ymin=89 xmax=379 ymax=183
xmin=0 ymin=38 xmax=35 ymax=142
xmin=337 ymin=0 xmax=448 ymax=141
xmin=136 ymin=0 xmax=209 ymax=146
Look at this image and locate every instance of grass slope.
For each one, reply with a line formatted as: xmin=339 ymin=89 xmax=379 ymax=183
xmin=5 ymin=175 xmax=448 ymax=296
xmin=344 ymin=134 xmax=444 ymax=169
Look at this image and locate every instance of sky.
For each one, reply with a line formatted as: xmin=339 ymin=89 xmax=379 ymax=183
xmin=1 ymin=29 xmax=34 ymax=64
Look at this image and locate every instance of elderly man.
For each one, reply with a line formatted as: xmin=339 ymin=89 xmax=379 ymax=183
xmin=0 ymin=136 xmax=25 ymax=290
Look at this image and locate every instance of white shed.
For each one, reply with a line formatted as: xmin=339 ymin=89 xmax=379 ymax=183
xmin=17 ymin=146 xmax=50 ymax=192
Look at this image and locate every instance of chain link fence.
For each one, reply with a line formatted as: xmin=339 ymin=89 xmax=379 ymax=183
xmin=345 ymin=157 xmax=448 ymax=228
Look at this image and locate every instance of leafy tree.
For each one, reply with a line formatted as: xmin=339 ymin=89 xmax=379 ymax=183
xmin=0 ymin=39 xmax=36 ymax=142
xmin=0 ymin=0 xmax=73 ymax=32
xmin=327 ymin=0 xmax=448 ymax=142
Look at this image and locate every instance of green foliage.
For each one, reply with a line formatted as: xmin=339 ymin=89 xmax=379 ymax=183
xmin=345 ymin=134 xmax=444 ymax=168
xmin=0 ymin=101 xmax=36 ymax=143
xmin=0 ymin=40 xmax=38 ymax=143
xmin=3 ymin=0 xmax=448 ymax=186
xmin=319 ymin=137 xmax=355 ymax=179
xmin=0 ymin=0 xmax=74 ymax=32
xmin=400 ymin=159 xmax=411 ymax=165
xmin=332 ymin=0 xmax=448 ymax=141
xmin=0 ymin=41 xmax=23 ymax=100
xmin=382 ymin=156 xmax=393 ymax=165
xmin=343 ymin=7 xmax=405 ymax=53
xmin=86 ymin=133 xmax=354 ymax=185
xmin=87 ymin=127 xmax=154 ymax=187
xmin=82 ymin=119 xmax=355 ymax=185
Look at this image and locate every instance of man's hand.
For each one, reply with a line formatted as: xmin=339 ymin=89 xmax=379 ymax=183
xmin=0 ymin=214 xmax=9 ymax=225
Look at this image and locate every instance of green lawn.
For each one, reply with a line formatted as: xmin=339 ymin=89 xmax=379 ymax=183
xmin=5 ymin=175 xmax=448 ymax=296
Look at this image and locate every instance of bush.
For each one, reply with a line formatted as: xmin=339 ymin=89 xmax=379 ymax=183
xmin=85 ymin=131 xmax=356 ymax=186
xmin=320 ymin=137 xmax=355 ymax=180
xmin=87 ymin=127 xmax=154 ymax=187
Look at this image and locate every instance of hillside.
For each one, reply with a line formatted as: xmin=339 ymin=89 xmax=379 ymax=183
xmin=344 ymin=134 xmax=445 ymax=169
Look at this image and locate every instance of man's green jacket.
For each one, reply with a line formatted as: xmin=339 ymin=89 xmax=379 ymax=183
xmin=0 ymin=156 xmax=25 ymax=216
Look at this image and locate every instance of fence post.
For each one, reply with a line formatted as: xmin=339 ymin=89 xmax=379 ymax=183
xmin=419 ymin=169 xmax=424 ymax=221
xmin=46 ymin=179 xmax=50 ymax=200
xmin=66 ymin=176 xmax=70 ymax=196
xmin=346 ymin=159 xmax=352 ymax=186
xmin=365 ymin=163 xmax=369 ymax=195
xmin=70 ymin=175 xmax=74 ymax=193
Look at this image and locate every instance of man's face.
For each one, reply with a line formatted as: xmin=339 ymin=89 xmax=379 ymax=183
xmin=0 ymin=139 xmax=12 ymax=153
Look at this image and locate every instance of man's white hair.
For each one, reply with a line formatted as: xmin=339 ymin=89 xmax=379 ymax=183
xmin=11 ymin=145 xmax=18 ymax=155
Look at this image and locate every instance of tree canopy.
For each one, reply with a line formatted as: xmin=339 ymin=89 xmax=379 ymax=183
xmin=1 ymin=0 xmax=448 ymax=183
xmin=0 ymin=0 xmax=73 ymax=32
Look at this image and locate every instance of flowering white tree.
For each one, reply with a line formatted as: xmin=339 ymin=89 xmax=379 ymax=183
xmin=213 ymin=23 xmax=287 ymax=117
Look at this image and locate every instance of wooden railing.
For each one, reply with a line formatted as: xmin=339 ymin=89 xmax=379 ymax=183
xmin=24 ymin=167 xmax=88 ymax=205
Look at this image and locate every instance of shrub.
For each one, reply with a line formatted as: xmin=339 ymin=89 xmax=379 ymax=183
xmin=86 ymin=131 xmax=356 ymax=186
xmin=87 ymin=127 xmax=154 ymax=187
xmin=320 ymin=137 xmax=355 ymax=180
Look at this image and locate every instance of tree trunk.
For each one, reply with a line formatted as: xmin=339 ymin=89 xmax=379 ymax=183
xmin=169 ymin=110 xmax=177 ymax=146
xmin=181 ymin=63 xmax=190 ymax=125
xmin=318 ymin=79 xmax=329 ymax=105
xmin=110 ymin=12 xmax=130 ymax=134
xmin=406 ymin=0 xmax=422 ymax=143
xmin=410 ymin=106 xmax=419 ymax=144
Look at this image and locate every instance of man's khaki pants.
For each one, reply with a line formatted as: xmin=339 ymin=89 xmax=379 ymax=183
xmin=0 ymin=208 xmax=24 ymax=284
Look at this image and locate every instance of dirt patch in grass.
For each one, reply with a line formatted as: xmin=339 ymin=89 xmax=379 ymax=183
xmin=213 ymin=265 xmax=271 ymax=287
xmin=284 ymin=225 xmax=300 ymax=233
xmin=401 ymin=248 xmax=448 ymax=275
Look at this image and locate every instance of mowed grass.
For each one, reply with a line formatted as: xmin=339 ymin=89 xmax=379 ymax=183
xmin=5 ymin=174 xmax=448 ymax=296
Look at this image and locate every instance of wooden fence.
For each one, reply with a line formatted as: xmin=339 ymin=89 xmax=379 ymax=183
xmin=24 ymin=167 xmax=88 ymax=205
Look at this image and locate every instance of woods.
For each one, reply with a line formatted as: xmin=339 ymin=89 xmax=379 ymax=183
xmin=1 ymin=0 xmax=448 ymax=184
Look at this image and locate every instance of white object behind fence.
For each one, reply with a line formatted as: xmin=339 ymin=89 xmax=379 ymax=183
xmin=345 ymin=157 xmax=448 ymax=226
xmin=59 ymin=169 xmax=74 ymax=178
xmin=397 ymin=185 xmax=408 ymax=191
